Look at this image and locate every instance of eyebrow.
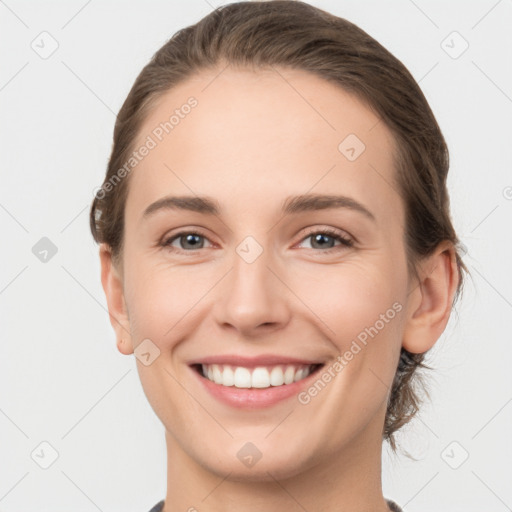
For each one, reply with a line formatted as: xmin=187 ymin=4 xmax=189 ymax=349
xmin=142 ymin=193 xmax=376 ymax=222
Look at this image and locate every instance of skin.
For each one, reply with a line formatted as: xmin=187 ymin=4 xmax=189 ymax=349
xmin=100 ymin=65 xmax=459 ymax=512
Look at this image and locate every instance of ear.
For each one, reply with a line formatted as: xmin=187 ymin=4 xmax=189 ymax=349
xmin=99 ymin=243 xmax=134 ymax=355
xmin=402 ymin=241 xmax=460 ymax=354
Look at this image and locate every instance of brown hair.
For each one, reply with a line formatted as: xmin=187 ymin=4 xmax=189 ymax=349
xmin=89 ymin=0 xmax=468 ymax=453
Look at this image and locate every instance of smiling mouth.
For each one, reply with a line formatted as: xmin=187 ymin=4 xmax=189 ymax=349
xmin=191 ymin=363 xmax=324 ymax=389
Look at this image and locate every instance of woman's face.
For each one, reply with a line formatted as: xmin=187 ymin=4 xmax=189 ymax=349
xmin=109 ymin=67 xmax=415 ymax=479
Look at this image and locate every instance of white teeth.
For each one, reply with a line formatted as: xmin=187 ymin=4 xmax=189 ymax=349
xmin=233 ymin=367 xmax=251 ymax=388
xmin=251 ymin=367 xmax=270 ymax=388
xmin=269 ymin=366 xmax=284 ymax=386
xmin=212 ymin=365 xmax=222 ymax=384
xmin=200 ymin=363 xmax=316 ymax=388
xmin=284 ymin=365 xmax=295 ymax=384
xmin=222 ymin=365 xmax=234 ymax=386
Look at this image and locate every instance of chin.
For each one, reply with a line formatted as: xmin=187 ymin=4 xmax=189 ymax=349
xmin=194 ymin=442 xmax=315 ymax=483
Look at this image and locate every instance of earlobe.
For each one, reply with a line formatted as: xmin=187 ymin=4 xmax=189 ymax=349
xmin=99 ymin=243 xmax=134 ymax=355
xmin=402 ymin=241 xmax=460 ymax=354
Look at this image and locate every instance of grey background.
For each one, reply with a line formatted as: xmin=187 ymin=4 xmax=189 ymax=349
xmin=1 ymin=0 xmax=511 ymax=511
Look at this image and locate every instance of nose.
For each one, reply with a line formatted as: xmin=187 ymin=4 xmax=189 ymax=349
xmin=212 ymin=243 xmax=291 ymax=337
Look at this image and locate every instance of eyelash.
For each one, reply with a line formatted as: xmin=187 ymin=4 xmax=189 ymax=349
xmin=161 ymin=227 xmax=354 ymax=255
xmin=298 ymin=228 xmax=354 ymax=253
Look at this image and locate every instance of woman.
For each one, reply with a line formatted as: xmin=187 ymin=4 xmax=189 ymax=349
xmin=89 ymin=2 xmax=467 ymax=510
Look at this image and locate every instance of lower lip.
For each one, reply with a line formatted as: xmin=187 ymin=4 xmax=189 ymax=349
xmin=190 ymin=365 xmax=323 ymax=409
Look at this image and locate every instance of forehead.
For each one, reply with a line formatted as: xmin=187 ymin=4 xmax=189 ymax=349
xmin=127 ymin=66 xmax=401 ymax=224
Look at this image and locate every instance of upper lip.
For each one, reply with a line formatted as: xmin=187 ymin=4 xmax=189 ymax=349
xmin=188 ymin=354 xmax=325 ymax=368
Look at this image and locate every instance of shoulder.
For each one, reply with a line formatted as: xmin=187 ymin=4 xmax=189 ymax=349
xmin=147 ymin=500 xmax=165 ymax=512
xmin=147 ymin=499 xmax=401 ymax=512
xmin=386 ymin=499 xmax=404 ymax=512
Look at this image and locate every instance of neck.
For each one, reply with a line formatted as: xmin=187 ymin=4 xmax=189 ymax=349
xmin=162 ymin=409 xmax=390 ymax=512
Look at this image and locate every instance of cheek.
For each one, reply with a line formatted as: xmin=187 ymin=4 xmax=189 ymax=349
xmin=285 ymin=265 xmax=405 ymax=451
xmin=295 ymin=260 xmax=404 ymax=339
xmin=122 ymin=249 xmax=209 ymax=343
xmin=291 ymin=260 xmax=405 ymax=391
xmin=121 ymin=260 xmax=203 ymax=426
